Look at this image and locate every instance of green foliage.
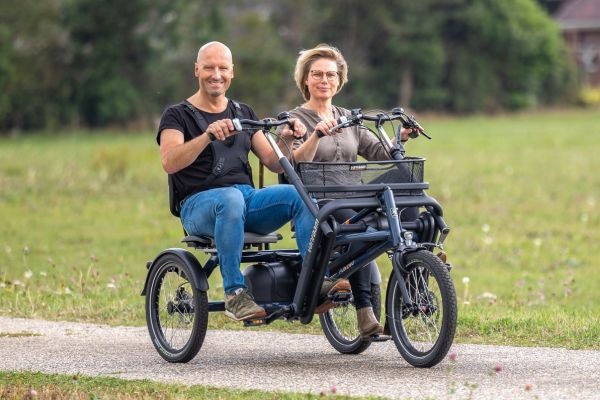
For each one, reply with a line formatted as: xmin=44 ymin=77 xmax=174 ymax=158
xmin=0 ymin=1 xmax=72 ymax=131
xmin=270 ymin=0 xmax=575 ymax=113
xmin=228 ymin=12 xmax=295 ymax=116
xmin=63 ymin=0 xmax=154 ymax=126
xmin=577 ymin=86 xmax=600 ymax=106
xmin=0 ymin=0 xmax=581 ymax=131
xmin=447 ymin=0 xmax=575 ymax=111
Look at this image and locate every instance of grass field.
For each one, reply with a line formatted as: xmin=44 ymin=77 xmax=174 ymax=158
xmin=0 ymin=371 xmax=377 ymax=400
xmin=1 ymin=107 xmax=599 ymax=350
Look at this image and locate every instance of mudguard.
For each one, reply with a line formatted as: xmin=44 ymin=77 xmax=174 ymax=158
xmin=140 ymin=248 xmax=209 ymax=295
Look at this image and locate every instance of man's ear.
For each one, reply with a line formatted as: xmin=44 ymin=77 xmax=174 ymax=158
xmin=194 ymin=63 xmax=200 ymax=78
xmin=231 ymin=64 xmax=235 ymax=79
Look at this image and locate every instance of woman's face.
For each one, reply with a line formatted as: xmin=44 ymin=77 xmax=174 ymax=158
xmin=305 ymin=58 xmax=339 ymax=102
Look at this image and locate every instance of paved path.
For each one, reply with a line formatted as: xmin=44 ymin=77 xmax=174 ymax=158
xmin=1 ymin=316 xmax=599 ymax=399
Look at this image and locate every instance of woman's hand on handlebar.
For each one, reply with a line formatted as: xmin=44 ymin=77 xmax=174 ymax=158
xmin=399 ymin=127 xmax=416 ymax=143
xmin=314 ymin=118 xmax=342 ymax=138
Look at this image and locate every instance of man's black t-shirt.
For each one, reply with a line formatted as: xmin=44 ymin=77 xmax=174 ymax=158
xmin=157 ymin=100 xmax=259 ymax=206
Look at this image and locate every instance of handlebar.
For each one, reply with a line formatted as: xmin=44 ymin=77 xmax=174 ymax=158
xmin=232 ymin=111 xmax=292 ymax=132
xmin=328 ymin=107 xmax=431 ymax=139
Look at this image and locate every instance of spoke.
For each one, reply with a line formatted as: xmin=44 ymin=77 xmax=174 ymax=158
xmin=397 ymin=263 xmax=442 ymax=352
xmin=331 ymin=304 xmax=358 ymax=340
xmin=154 ymin=265 xmax=195 ymax=351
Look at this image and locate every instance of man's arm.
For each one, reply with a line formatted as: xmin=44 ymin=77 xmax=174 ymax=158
xmin=159 ymin=118 xmax=237 ymax=174
xmin=159 ymin=129 xmax=211 ymax=174
xmin=251 ymin=131 xmax=282 ymax=173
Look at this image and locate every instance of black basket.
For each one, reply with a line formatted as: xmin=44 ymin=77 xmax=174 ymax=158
xmin=296 ymin=157 xmax=428 ymax=199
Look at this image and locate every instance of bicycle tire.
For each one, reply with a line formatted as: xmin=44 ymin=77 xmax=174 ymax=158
xmin=319 ymin=283 xmax=382 ymax=354
xmin=145 ymin=254 xmax=208 ymax=363
xmin=385 ymin=250 xmax=456 ymax=367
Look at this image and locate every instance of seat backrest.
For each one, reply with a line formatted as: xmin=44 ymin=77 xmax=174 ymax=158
xmin=168 ymin=174 xmax=181 ymax=218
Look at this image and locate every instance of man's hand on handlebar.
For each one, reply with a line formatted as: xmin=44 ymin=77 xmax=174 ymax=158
xmin=279 ymin=118 xmax=307 ymax=140
xmin=205 ymin=119 xmax=238 ymax=142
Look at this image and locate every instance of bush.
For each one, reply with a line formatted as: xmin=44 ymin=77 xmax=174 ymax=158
xmin=578 ymin=87 xmax=600 ymax=107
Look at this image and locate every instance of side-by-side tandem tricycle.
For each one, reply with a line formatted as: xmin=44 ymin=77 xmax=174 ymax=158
xmin=141 ymin=107 xmax=457 ymax=368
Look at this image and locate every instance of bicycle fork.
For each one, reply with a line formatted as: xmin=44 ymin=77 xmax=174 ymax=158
xmin=379 ymin=186 xmax=416 ymax=308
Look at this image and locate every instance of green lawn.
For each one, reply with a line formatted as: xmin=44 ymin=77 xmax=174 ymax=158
xmin=1 ymin=107 xmax=599 ymax=349
xmin=0 ymin=371 xmax=379 ymax=400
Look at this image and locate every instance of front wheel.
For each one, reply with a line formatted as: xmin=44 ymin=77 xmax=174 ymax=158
xmin=145 ymin=254 xmax=208 ymax=363
xmin=319 ymin=283 xmax=382 ymax=354
xmin=386 ymin=250 xmax=457 ymax=367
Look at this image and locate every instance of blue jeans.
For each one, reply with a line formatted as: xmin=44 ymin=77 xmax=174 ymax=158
xmin=180 ymin=184 xmax=314 ymax=294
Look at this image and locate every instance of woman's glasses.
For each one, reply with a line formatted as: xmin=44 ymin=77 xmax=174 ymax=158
xmin=309 ymin=70 xmax=339 ymax=82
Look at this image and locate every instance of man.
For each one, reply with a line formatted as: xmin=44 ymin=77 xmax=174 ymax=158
xmin=157 ymin=41 xmax=349 ymax=321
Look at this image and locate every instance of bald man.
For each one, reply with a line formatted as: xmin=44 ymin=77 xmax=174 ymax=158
xmin=156 ymin=42 xmax=349 ymax=321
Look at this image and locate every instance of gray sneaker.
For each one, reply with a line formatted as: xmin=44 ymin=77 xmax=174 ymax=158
xmin=314 ymin=277 xmax=351 ymax=314
xmin=224 ymin=288 xmax=267 ymax=321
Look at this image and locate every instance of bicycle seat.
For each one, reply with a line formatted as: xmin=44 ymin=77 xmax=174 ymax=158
xmin=182 ymin=232 xmax=283 ymax=251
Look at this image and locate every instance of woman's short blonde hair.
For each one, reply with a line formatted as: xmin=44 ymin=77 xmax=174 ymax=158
xmin=294 ymin=43 xmax=348 ymax=101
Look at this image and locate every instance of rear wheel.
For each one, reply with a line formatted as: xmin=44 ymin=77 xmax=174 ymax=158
xmin=319 ymin=283 xmax=382 ymax=354
xmin=386 ymin=250 xmax=456 ymax=367
xmin=145 ymin=254 xmax=208 ymax=363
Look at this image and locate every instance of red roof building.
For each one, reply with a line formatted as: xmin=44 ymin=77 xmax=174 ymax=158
xmin=554 ymin=0 xmax=600 ymax=86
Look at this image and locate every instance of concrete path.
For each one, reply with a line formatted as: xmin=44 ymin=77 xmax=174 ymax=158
xmin=1 ymin=316 xmax=599 ymax=399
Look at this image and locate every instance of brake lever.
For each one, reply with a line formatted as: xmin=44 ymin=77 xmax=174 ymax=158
xmin=277 ymin=111 xmax=293 ymax=128
xmin=405 ymin=115 xmax=432 ymax=140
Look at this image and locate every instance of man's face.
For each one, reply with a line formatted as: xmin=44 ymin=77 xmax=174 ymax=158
xmin=195 ymin=45 xmax=234 ymax=98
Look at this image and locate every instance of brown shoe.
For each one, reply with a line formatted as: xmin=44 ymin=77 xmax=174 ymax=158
xmin=437 ymin=251 xmax=447 ymax=264
xmin=357 ymin=306 xmax=384 ymax=339
xmin=224 ymin=288 xmax=266 ymax=321
xmin=314 ymin=277 xmax=351 ymax=314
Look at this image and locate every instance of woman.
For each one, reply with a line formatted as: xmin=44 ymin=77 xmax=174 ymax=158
xmin=279 ymin=44 xmax=415 ymax=339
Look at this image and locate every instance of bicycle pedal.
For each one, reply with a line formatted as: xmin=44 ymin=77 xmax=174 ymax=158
xmin=243 ymin=318 xmax=266 ymax=327
xmin=370 ymin=334 xmax=392 ymax=342
xmin=329 ymin=289 xmax=353 ymax=303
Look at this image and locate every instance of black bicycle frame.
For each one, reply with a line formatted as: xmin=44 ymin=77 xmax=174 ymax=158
xmin=263 ymin=132 xmax=448 ymax=323
xmin=193 ymin=116 xmax=449 ymax=324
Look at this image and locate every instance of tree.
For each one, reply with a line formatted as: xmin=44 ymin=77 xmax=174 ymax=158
xmin=284 ymin=0 xmax=575 ymax=112
xmin=0 ymin=0 xmax=579 ymax=133
xmin=0 ymin=0 xmax=71 ymax=131
xmin=443 ymin=0 xmax=575 ymax=111
xmin=62 ymin=0 xmax=156 ymax=126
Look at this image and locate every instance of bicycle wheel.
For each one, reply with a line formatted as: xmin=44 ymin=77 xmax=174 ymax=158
xmin=319 ymin=283 xmax=382 ymax=354
xmin=145 ymin=254 xmax=208 ymax=363
xmin=386 ymin=250 xmax=456 ymax=367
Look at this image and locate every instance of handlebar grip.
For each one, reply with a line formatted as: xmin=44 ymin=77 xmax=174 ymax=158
xmin=232 ymin=118 xmax=243 ymax=132
xmin=328 ymin=115 xmax=351 ymax=133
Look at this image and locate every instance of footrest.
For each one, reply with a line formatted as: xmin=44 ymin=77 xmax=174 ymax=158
xmin=370 ymin=334 xmax=392 ymax=342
